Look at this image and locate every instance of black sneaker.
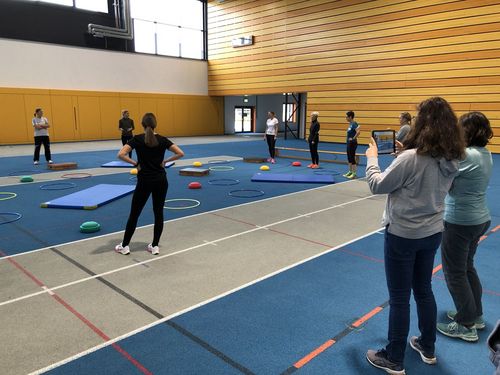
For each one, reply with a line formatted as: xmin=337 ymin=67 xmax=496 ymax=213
xmin=410 ymin=336 xmax=437 ymax=364
xmin=366 ymin=349 xmax=406 ymax=374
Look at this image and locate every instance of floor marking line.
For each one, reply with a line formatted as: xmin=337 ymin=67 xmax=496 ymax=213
xmin=1 ymin=178 xmax=360 ymax=259
xmin=0 ymin=194 xmax=377 ymax=308
xmin=293 ymin=339 xmax=336 ymax=369
xmin=351 ymin=306 xmax=384 ymax=328
xmin=30 ymin=227 xmax=384 ymax=375
xmin=0 ymin=251 xmax=153 ymax=375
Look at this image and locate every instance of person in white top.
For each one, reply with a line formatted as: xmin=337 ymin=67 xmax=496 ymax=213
xmin=32 ymin=108 xmax=52 ymax=165
xmin=264 ymin=111 xmax=279 ymax=163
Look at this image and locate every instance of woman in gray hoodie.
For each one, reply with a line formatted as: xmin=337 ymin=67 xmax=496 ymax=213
xmin=365 ymin=97 xmax=465 ymax=375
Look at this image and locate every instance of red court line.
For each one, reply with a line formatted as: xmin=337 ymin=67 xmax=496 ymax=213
xmin=432 ymin=264 xmax=442 ymax=275
xmin=491 ymin=225 xmax=500 ymax=233
xmin=352 ymin=306 xmax=384 ymax=328
xmin=0 ymin=250 xmax=153 ymax=375
xmin=293 ymin=339 xmax=336 ymax=369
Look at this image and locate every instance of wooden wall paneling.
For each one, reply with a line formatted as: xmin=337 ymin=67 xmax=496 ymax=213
xmin=76 ymin=96 xmax=102 ymax=140
xmin=156 ymin=97 xmax=175 ymax=135
xmin=99 ymin=96 xmax=122 ymax=140
xmin=50 ymin=94 xmax=77 ymax=142
xmin=0 ymin=94 xmax=29 ymax=144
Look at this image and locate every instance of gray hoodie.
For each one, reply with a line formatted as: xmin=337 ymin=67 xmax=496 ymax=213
xmin=366 ymin=149 xmax=459 ymax=239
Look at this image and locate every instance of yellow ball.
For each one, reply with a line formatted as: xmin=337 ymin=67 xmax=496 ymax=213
xmin=193 ymin=161 xmax=203 ymax=167
xmin=130 ymin=168 xmax=138 ymax=175
xmin=260 ymin=165 xmax=270 ymax=171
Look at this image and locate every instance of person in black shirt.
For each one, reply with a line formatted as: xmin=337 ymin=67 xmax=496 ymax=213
xmin=119 ymin=110 xmax=135 ymax=158
xmin=115 ymin=113 xmax=184 ymax=255
xmin=308 ymin=112 xmax=320 ymax=168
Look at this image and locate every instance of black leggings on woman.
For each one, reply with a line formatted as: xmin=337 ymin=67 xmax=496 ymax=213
xmin=266 ymin=134 xmax=276 ymax=158
xmin=309 ymin=141 xmax=319 ymax=165
xmin=122 ymin=176 xmax=168 ymax=247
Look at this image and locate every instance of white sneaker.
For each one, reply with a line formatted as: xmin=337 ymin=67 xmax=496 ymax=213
xmin=34 ymin=161 xmax=39 ymax=165
xmin=48 ymin=160 xmax=53 ymax=164
xmin=147 ymin=244 xmax=159 ymax=255
xmin=115 ymin=244 xmax=130 ymax=255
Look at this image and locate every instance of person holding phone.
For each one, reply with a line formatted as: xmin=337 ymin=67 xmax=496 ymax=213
xmin=32 ymin=108 xmax=53 ymax=165
xmin=364 ymin=97 xmax=464 ymax=375
xmin=308 ymin=112 xmax=320 ymax=168
xmin=119 ymin=110 xmax=135 ymax=158
xmin=344 ymin=111 xmax=360 ymax=179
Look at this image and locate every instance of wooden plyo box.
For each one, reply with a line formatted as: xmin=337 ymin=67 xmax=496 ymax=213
xmin=243 ymin=157 xmax=267 ymax=163
xmin=48 ymin=162 xmax=78 ymax=170
xmin=179 ymin=168 xmax=209 ymax=176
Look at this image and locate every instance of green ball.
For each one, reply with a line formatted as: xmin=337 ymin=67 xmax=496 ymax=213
xmin=20 ymin=176 xmax=34 ymax=183
xmin=79 ymin=221 xmax=101 ymax=233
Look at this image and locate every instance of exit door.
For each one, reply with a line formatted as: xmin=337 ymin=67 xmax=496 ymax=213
xmin=234 ymin=106 xmax=254 ymax=133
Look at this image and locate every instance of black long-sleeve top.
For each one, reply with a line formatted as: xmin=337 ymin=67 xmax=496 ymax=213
xmin=308 ymin=120 xmax=320 ymax=142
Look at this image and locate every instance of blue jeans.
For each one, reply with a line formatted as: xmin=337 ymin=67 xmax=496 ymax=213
xmin=384 ymin=229 xmax=442 ymax=364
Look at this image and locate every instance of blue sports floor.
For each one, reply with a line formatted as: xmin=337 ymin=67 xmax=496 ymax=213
xmin=0 ymin=138 xmax=498 ymax=375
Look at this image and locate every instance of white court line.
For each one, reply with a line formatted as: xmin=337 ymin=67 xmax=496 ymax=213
xmin=0 ymin=192 xmax=377 ymax=308
xmin=3 ymin=178 xmax=369 ymax=259
xmin=29 ymin=226 xmax=383 ymax=375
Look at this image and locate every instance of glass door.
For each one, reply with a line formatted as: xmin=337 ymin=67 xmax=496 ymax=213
xmin=234 ymin=106 xmax=253 ymax=133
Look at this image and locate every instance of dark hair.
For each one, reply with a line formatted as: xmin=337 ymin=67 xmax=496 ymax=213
xmin=400 ymin=112 xmax=412 ymax=123
xmin=403 ymin=97 xmax=465 ymax=160
xmin=142 ymin=113 xmax=159 ymax=148
xmin=34 ymin=108 xmax=42 ymax=116
xmin=459 ymin=112 xmax=493 ymax=147
xmin=346 ymin=111 xmax=355 ymax=119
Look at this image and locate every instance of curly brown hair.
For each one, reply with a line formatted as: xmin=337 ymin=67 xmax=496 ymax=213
xmin=459 ymin=112 xmax=493 ymax=147
xmin=403 ymin=97 xmax=465 ymax=160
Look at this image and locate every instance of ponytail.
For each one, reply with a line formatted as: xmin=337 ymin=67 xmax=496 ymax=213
xmin=142 ymin=112 xmax=159 ymax=147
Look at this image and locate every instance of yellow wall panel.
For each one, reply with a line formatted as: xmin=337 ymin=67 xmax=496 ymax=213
xmin=99 ymin=97 xmax=122 ymax=140
xmin=50 ymin=95 xmax=77 ymax=142
xmin=0 ymin=94 xmax=29 ymax=144
xmin=77 ymin=96 xmax=102 ymax=140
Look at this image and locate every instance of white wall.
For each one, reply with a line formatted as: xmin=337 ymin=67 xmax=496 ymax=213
xmin=0 ymin=38 xmax=208 ymax=95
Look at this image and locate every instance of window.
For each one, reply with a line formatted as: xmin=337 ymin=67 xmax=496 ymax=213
xmin=24 ymin=0 xmax=108 ymax=12
xmin=131 ymin=0 xmax=206 ymax=59
xmin=282 ymin=104 xmax=297 ymax=123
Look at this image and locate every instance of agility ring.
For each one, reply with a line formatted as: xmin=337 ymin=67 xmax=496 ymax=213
xmin=209 ymin=165 xmax=235 ymax=172
xmin=8 ymin=170 xmax=43 ymax=176
xmin=164 ymin=199 xmax=201 ymax=210
xmin=61 ymin=173 xmax=92 ymax=179
xmin=0 ymin=192 xmax=17 ymax=201
xmin=208 ymin=159 xmax=231 ymax=164
xmin=229 ymin=189 xmax=265 ymax=198
xmin=208 ymin=179 xmax=240 ymax=186
xmin=40 ymin=182 xmax=77 ymax=190
xmin=129 ymin=176 xmax=137 ymax=181
xmin=0 ymin=212 xmax=22 ymax=225
xmin=314 ymin=170 xmax=340 ymax=176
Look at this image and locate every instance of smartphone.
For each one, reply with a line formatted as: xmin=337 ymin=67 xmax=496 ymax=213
xmin=372 ymin=130 xmax=396 ymax=154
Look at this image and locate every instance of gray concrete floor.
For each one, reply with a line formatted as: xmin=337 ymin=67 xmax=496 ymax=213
xmin=0 ymin=174 xmax=386 ymax=374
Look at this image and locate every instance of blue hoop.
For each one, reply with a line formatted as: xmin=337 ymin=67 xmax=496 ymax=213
xmin=229 ymin=189 xmax=265 ymax=198
xmin=0 ymin=212 xmax=22 ymax=225
xmin=40 ymin=182 xmax=77 ymax=190
xmin=208 ymin=179 xmax=240 ymax=186
xmin=8 ymin=170 xmax=43 ymax=176
xmin=209 ymin=166 xmax=235 ymax=171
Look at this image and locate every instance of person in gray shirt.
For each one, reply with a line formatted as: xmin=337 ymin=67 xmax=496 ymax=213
xmin=365 ymin=97 xmax=465 ymax=375
xmin=396 ymin=112 xmax=412 ymax=143
xmin=32 ymin=108 xmax=52 ymax=165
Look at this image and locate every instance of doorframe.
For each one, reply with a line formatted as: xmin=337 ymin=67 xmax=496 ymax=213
xmin=234 ymin=106 xmax=255 ymax=133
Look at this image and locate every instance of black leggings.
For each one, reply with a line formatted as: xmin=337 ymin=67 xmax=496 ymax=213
xmin=122 ymin=176 xmax=168 ymax=247
xmin=347 ymin=139 xmax=358 ymax=164
xmin=266 ymin=134 xmax=276 ymax=158
xmin=34 ymin=136 xmax=51 ymax=161
xmin=309 ymin=140 xmax=319 ymax=164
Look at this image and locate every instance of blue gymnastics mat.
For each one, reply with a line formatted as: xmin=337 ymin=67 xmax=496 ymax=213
xmin=251 ymin=172 xmax=335 ymax=184
xmin=41 ymin=184 xmax=135 ymax=210
xmin=101 ymin=161 xmax=175 ymax=168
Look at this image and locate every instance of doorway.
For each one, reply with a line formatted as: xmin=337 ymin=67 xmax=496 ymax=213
xmin=234 ymin=106 xmax=254 ymax=133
